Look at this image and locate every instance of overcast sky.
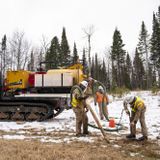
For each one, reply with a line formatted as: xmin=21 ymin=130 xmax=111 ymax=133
xmin=0 ymin=0 xmax=159 ymax=57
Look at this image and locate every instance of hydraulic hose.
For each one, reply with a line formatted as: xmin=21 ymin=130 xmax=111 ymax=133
xmin=88 ymin=123 xmax=123 ymax=132
xmin=70 ymin=81 xmax=123 ymax=132
xmin=91 ymin=80 xmax=123 ymax=131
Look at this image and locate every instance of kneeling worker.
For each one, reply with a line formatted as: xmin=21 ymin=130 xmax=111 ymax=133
xmin=71 ymin=80 xmax=90 ymax=137
xmin=123 ymin=96 xmax=148 ymax=141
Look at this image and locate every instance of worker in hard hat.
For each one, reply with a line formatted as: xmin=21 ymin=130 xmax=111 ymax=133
xmin=96 ymin=86 xmax=109 ymax=120
xmin=71 ymin=80 xmax=90 ymax=137
xmin=123 ymin=96 xmax=148 ymax=141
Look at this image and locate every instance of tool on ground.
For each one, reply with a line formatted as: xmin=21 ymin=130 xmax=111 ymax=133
xmin=85 ymin=97 xmax=109 ymax=143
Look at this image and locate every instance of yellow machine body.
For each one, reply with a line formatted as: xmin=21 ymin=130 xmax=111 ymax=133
xmin=6 ymin=70 xmax=31 ymax=89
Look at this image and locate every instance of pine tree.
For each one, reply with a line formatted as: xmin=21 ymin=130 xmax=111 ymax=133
xmin=45 ymin=36 xmax=60 ymax=69
xmin=91 ymin=57 xmax=95 ymax=78
xmin=110 ymin=28 xmax=126 ymax=87
xmin=28 ymin=50 xmax=34 ymax=71
xmin=1 ymin=35 xmax=7 ymax=80
xmin=82 ymin=48 xmax=88 ymax=75
xmin=59 ymin=27 xmax=71 ymax=67
xmin=133 ymin=48 xmax=146 ymax=89
xmin=150 ymin=12 xmax=160 ymax=86
xmin=94 ymin=53 xmax=99 ymax=80
xmin=124 ymin=53 xmax=132 ymax=89
xmin=72 ymin=42 xmax=78 ymax=64
xmin=157 ymin=6 xmax=160 ymax=23
xmin=101 ymin=59 xmax=110 ymax=89
xmin=137 ymin=21 xmax=150 ymax=88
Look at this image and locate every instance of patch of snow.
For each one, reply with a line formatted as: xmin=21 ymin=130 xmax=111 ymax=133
xmin=130 ymin=152 xmax=139 ymax=157
xmin=113 ymin=144 xmax=121 ymax=148
xmin=2 ymin=135 xmax=25 ymax=140
xmin=0 ymin=91 xmax=159 ymax=143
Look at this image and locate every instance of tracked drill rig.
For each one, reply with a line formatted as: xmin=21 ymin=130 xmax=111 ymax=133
xmin=0 ymin=63 xmax=85 ymax=121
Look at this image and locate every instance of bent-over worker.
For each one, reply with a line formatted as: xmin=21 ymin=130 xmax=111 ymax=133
xmin=96 ymin=86 xmax=109 ymax=120
xmin=123 ymin=96 xmax=148 ymax=141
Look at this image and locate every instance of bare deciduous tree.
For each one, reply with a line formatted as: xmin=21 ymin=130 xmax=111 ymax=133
xmin=9 ymin=31 xmax=30 ymax=70
xmin=83 ymin=25 xmax=95 ymax=76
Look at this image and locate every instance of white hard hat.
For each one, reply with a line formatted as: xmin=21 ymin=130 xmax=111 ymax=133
xmin=80 ymin=80 xmax=88 ymax=88
xmin=124 ymin=96 xmax=135 ymax=104
xmin=98 ymin=86 xmax=104 ymax=91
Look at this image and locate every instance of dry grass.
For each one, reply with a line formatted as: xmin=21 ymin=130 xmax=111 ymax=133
xmin=0 ymin=128 xmax=160 ymax=160
xmin=0 ymin=137 xmax=158 ymax=160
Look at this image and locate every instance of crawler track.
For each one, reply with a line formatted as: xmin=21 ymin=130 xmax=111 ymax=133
xmin=0 ymin=101 xmax=64 ymax=121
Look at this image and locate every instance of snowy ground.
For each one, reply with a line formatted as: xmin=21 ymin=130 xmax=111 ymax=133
xmin=0 ymin=91 xmax=159 ymax=143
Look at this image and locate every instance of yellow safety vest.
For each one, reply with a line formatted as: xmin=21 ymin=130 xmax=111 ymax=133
xmin=71 ymin=97 xmax=80 ymax=107
xmin=71 ymin=88 xmax=82 ymax=107
xmin=131 ymin=97 xmax=144 ymax=112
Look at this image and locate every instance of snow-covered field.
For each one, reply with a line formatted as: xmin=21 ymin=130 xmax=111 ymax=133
xmin=0 ymin=91 xmax=159 ymax=143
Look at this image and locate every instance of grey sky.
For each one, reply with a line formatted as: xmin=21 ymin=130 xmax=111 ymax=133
xmin=0 ymin=0 xmax=159 ymax=57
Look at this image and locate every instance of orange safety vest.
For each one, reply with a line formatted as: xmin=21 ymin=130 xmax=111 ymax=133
xmin=96 ymin=91 xmax=108 ymax=104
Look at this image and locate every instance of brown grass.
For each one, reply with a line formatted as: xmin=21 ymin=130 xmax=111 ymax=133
xmin=0 ymin=137 xmax=158 ymax=160
xmin=0 ymin=128 xmax=159 ymax=160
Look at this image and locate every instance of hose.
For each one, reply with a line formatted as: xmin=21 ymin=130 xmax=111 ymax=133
xmin=88 ymin=123 xmax=123 ymax=132
xmin=91 ymin=80 xmax=124 ymax=131
xmin=70 ymin=81 xmax=123 ymax=132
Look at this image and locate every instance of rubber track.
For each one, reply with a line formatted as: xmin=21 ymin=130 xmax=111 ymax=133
xmin=0 ymin=102 xmax=53 ymax=121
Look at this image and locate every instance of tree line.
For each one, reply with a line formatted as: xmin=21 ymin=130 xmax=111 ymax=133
xmin=0 ymin=6 xmax=160 ymax=91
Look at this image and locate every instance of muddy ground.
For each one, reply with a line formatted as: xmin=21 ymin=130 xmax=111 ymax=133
xmin=0 ymin=131 xmax=160 ymax=160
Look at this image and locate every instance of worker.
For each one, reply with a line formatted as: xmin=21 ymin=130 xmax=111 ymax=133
xmin=71 ymin=80 xmax=90 ymax=137
xmin=96 ymin=86 xmax=109 ymax=120
xmin=123 ymin=96 xmax=148 ymax=141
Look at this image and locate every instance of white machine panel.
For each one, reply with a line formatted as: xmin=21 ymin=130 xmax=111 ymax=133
xmin=44 ymin=73 xmax=61 ymax=87
xmin=35 ymin=74 xmax=43 ymax=87
xmin=63 ymin=73 xmax=73 ymax=86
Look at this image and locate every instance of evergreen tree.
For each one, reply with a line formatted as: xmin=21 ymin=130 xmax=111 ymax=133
xmin=101 ymin=59 xmax=110 ymax=89
xmin=137 ymin=21 xmax=150 ymax=88
xmin=28 ymin=50 xmax=34 ymax=71
xmin=110 ymin=28 xmax=126 ymax=87
xmin=150 ymin=12 xmax=160 ymax=86
xmin=91 ymin=57 xmax=95 ymax=78
xmin=94 ymin=53 xmax=99 ymax=80
xmin=72 ymin=42 xmax=78 ymax=64
xmin=124 ymin=53 xmax=132 ymax=89
xmin=133 ymin=48 xmax=146 ymax=89
xmin=45 ymin=36 xmax=60 ymax=69
xmin=82 ymin=48 xmax=88 ymax=75
xmin=1 ymin=35 xmax=7 ymax=80
xmin=59 ymin=27 xmax=71 ymax=67
xmin=157 ymin=6 xmax=160 ymax=23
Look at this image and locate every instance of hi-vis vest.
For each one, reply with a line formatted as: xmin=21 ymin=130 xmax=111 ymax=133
xmin=71 ymin=88 xmax=83 ymax=107
xmin=131 ymin=97 xmax=144 ymax=112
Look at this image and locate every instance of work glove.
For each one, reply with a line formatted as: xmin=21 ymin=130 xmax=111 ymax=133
xmin=84 ymin=105 xmax=88 ymax=112
xmin=85 ymin=107 xmax=88 ymax=112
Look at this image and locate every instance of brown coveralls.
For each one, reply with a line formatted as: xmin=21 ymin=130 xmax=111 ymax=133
xmin=72 ymin=87 xmax=88 ymax=135
xmin=124 ymin=97 xmax=148 ymax=137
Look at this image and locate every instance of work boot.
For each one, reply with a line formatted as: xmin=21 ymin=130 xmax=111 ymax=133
xmin=76 ymin=133 xmax=83 ymax=137
xmin=126 ymin=134 xmax=136 ymax=139
xmin=83 ymin=131 xmax=90 ymax=136
xmin=137 ymin=136 xmax=148 ymax=141
xmin=157 ymin=135 xmax=160 ymax=139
